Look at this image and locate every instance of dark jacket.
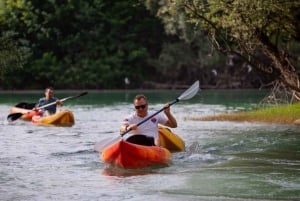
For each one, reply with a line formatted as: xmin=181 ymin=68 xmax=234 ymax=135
xmin=36 ymin=97 xmax=58 ymax=115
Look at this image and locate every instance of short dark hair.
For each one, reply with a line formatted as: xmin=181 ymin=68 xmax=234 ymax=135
xmin=45 ymin=87 xmax=54 ymax=92
xmin=133 ymin=94 xmax=148 ymax=103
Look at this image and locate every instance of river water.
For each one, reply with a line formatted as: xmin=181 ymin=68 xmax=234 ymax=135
xmin=0 ymin=90 xmax=299 ymax=201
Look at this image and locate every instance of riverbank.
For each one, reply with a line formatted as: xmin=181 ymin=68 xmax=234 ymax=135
xmin=186 ymin=102 xmax=300 ymax=125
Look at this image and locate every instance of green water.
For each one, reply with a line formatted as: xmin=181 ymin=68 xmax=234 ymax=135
xmin=1 ymin=89 xmax=299 ymax=201
xmin=1 ymin=89 xmax=267 ymax=106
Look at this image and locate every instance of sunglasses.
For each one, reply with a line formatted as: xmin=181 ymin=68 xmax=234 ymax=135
xmin=135 ymin=104 xmax=147 ymax=110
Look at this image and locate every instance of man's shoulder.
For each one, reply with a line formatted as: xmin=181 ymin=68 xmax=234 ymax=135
xmin=127 ymin=112 xmax=136 ymax=118
xmin=39 ymin=97 xmax=46 ymax=102
xmin=148 ymin=111 xmax=163 ymax=116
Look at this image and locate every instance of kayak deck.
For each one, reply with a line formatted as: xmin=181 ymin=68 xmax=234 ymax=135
xmin=158 ymin=125 xmax=185 ymax=152
xmin=101 ymin=140 xmax=171 ymax=169
xmin=100 ymin=127 xmax=184 ymax=169
xmin=32 ymin=110 xmax=75 ymax=127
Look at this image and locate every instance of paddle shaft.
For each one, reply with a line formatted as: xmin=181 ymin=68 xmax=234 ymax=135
xmin=37 ymin=92 xmax=87 ymax=110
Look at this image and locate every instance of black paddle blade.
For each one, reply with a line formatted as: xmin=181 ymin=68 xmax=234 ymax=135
xmin=15 ymin=102 xmax=36 ymax=109
xmin=76 ymin=92 xmax=88 ymax=98
xmin=7 ymin=113 xmax=23 ymax=122
xmin=67 ymin=92 xmax=88 ymax=100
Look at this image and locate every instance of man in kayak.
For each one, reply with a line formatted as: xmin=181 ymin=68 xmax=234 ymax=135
xmin=35 ymin=87 xmax=63 ymax=116
xmin=120 ymin=94 xmax=177 ymax=146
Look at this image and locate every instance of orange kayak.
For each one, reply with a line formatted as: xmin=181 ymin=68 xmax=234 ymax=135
xmin=9 ymin=107 xmax=40 ymax=121
xmin=101 ymin=140 xmax=171 ymax=169
xmin=32 ymin=110 xmax=75 ymax=127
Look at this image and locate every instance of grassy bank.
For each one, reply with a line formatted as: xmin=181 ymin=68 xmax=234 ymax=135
xmin=187 ymin=102 xmax=300 ymax=125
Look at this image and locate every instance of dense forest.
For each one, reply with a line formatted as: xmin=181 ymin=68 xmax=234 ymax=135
xmin=0 ymin=0 xmax=299 ymax=102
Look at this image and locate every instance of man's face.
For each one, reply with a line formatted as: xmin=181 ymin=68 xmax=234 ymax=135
xmin=134 ymin=98 xmax=148 ymax=117
xmin=45 ymin=89 xmax=53 ymax=99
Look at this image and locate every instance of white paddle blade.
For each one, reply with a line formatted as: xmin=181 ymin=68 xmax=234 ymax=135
xmin=94 ymin=136 xmax=121 ymax=152
xmin=178 ymin=80 xmax=200 ymax=101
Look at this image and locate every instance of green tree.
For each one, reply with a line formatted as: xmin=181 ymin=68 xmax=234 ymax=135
xmin=0 ymin=0 xmax=169 ymax=89
xmin=145 ymin=0 xmax=300 ymax=102
xmin=0 ymin=31 xmax=30 ymax=81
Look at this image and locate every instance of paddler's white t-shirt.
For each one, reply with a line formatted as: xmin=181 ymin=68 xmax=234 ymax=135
xmin=122 ymin=111 xmax=168 ymax=139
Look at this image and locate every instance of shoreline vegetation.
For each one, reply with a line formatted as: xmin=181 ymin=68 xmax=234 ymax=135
xmin=185 ymin=102 xmax=300 ymax=126
xmin=3 ymin=88 xmax=299 ymax=125
xmin=0 ymin=87 xmax=266 ymax=94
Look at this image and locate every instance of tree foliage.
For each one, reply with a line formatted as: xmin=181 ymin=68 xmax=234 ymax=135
xmin=0 ymin=0 xmax=169 ymax=89
xmin=1 ymin=0 xmax=299 ymax=93
xmin=145 ymin=0 xmax=300 ymax=101
xmin=0 ymin=31 xmax=31 ymax=78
